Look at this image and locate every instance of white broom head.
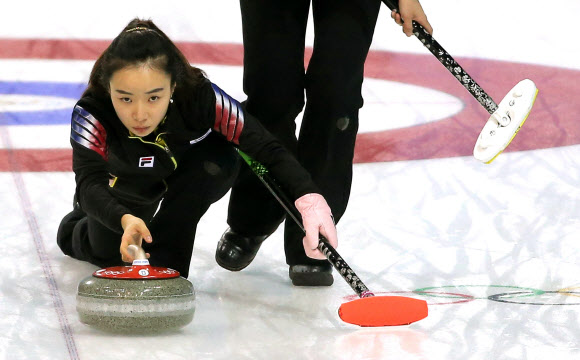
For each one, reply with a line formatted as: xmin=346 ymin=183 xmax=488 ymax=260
xmin=474 ymin=79 xmax=538 ymax=164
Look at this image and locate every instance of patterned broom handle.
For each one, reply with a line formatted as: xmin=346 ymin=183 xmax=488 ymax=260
xmin=382 ymin=0 xmax=498 ymax=113
xmin=237 ymin=149 xmax=374 ymax=298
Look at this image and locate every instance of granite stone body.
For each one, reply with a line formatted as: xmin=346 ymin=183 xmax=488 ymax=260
xmin=77 ymin=275 xmax=195 ymax=334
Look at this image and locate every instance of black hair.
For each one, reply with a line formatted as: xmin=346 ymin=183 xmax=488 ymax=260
xmin=84 ymin=18 xmax=205 ymax=98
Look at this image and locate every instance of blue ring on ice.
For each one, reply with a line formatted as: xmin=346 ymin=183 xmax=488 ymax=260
xmin=0 ymin=81 xmax=85 ymax=125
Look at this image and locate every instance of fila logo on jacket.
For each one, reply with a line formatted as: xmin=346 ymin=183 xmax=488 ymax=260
xmin=139 ymin=157 xmax=154 ymax=168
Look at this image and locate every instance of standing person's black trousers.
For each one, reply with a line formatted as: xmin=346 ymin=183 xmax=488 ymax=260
xmin=57 ymin=134 xmax=240 ymax=278
xmin=226 ymin=0 xmax=382 ymax=266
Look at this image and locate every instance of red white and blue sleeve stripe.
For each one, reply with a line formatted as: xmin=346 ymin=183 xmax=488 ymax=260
xmin=211 ymin=83 xmax=244 ymax=145
xmin=71 ymin=105 xmax=108 ymax=160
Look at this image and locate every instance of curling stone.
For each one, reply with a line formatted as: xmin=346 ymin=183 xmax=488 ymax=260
xmin=76 ymin=245 xmax=195 ymax=334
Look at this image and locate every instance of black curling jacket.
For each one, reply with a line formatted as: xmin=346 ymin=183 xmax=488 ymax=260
xmin=70 ymin=78 xmax=317 ymax=233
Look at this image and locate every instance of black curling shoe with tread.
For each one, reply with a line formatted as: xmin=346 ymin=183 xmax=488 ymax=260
xmin=215 ymin=228 xmax=269 ymax=271
xmin=289 ymin=264 xmax=334 ymax=286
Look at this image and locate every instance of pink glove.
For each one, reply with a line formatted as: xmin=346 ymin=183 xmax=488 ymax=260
xmin=295 ymin=193 xmax=338 ymax=259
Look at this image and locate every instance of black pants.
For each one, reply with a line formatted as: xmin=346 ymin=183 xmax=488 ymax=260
xmin=57 ymin=134 xmax=240 ymax=278
xmin=227 ymin=0 xmax=381 ymax=265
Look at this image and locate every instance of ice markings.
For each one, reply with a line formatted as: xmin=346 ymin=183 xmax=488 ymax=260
xmin=0 ymin=94 xmax=76 ymax=112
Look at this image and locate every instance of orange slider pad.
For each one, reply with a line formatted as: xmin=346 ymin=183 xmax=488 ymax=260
xmin=338 ymin=296 xmax=428 ymax=327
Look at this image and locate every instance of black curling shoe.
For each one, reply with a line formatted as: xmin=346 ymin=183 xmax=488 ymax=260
xmin=289 ymin=263 xmax=334 ymax=286
xmin=215 ymin=228 xmax=270 ymax=271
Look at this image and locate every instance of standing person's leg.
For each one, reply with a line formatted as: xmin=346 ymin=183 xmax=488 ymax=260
xmin=217 ymin=0 xmax=311 ymax=271
xmin=148 ymin=134 xmax=240 ymax=278
xmin=285 ymin=0 xmax=382 ymax=285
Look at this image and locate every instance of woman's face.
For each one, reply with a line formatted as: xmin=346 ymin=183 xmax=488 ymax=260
xmin=109 ymin=64 xmax=174 ymax=137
